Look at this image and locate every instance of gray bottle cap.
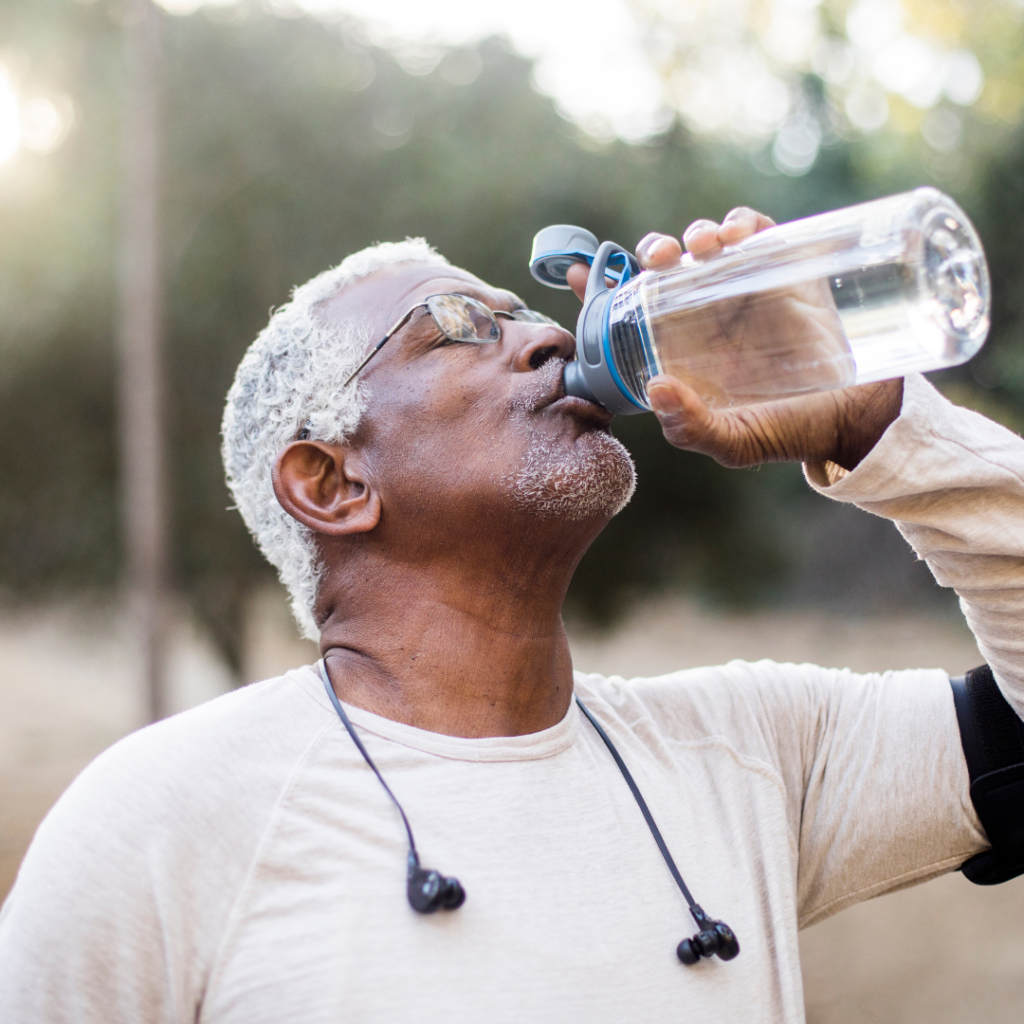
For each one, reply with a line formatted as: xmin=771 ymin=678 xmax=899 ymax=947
xmin=529 ymin=225 xmax=600 ymax=289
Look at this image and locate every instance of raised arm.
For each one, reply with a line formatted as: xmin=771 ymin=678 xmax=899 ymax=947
xmin=575 ymin=214 xmax=1024 ymax=923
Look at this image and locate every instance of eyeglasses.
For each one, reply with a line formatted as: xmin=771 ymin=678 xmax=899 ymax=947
xmin=342 ymin=293 xmax=560 ymax=387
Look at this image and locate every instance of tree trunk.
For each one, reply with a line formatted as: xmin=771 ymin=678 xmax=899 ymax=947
xmin=117 ymin=0 xmax=167 ymax=723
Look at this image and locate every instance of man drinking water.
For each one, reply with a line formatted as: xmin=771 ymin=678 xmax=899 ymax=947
xmin=1 ymin=209 xmax=1021 ymax=1022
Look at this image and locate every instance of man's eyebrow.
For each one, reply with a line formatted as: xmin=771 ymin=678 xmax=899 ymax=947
xmin=446 ymin=284 xmax=525 ymax=313
xmin=491 ymin=292 xmax=528 ymax=312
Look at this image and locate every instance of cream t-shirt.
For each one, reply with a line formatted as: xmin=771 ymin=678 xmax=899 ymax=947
xmin=1 ymin=375 xmax=1021 ymax=1024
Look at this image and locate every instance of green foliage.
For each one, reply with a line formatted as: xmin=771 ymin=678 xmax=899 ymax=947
xmin=967 ymin=121 xmax=1024 ymax=410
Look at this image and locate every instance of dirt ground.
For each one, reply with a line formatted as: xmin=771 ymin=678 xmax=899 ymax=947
xmin=2 ymin=591 xmax=1022 ymax=1021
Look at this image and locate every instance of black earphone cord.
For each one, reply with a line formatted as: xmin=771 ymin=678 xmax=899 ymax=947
xmin=572 ymin=697 xmax=714 ymax=930
xmin=319 ymin=662 xmax=422 ymax=863
xmin=318 ymin=660 xmax=737 ymax=962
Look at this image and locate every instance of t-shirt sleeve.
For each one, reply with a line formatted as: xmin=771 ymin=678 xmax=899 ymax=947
xmin=628 ymin=657 xmax=986 ymax=928
xmin=754 ymin=660 xmax=985 ymax=927
xmin=0 ymin=732 xmax=203 ymax=1023
xmin=0 ymin=677 xmax=323 ymax=1024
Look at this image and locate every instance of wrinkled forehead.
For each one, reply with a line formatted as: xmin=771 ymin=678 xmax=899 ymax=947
xmin=318 ymin=262 xmax=524 ymax=338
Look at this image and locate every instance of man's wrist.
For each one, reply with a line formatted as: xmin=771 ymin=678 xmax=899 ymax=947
xmin=828 ymin=378 xmax=904 ymax=473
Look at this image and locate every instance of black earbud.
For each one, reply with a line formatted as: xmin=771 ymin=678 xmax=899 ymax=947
xmin=407 ymin=854 xmax=466 ymax=914
xmin=676 ymin=910 xmax=740 ymax=965
xmin=320 ymin=665 xmax=468 ymax=918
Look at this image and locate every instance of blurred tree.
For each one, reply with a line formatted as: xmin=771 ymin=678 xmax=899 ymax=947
xmin=952 ymin=118 xmax=1024 ymax=429
xmin=625 ymin=0 xmax=1024 ymax=177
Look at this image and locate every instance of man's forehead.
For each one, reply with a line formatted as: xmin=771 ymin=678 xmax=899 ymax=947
xmin=318 ymin=262 xmax=522 ymax=335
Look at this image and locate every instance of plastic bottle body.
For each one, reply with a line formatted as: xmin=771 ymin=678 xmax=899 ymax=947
xmin=604 ymin=188 xmax=990 ymax=411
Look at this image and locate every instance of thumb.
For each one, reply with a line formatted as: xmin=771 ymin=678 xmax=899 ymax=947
xmin=565 ymin=261 xmax=590 ymax=302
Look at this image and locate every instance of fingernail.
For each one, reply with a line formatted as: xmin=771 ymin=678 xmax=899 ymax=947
xmin=636 ymin=232 xmax=663 ymax=263
xmin=683 ymin=221 xmax=715 ymax=249
xmin=647 ymin=384 xmax=682 ymax=417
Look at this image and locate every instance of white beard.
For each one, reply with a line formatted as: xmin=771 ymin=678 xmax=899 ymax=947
xmin=506 ymin=361 xmax=637 ymax=522
xmin=509 ymin=429 xmax=637 ymax=521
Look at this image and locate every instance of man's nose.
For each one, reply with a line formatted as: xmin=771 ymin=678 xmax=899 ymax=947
xmin=509 ymin=323 xmax=576 ymax=373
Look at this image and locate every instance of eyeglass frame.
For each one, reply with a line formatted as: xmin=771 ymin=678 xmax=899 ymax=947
xmin=342 ymin=292 xmax=559 ymax=388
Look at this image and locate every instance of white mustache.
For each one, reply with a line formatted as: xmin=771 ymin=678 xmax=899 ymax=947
xmin=510 ymin=357 xmax=569 ymax=413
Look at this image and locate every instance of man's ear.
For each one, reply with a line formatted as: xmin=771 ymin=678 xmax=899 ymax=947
xmin=272 ymin=441 xmax=381 ymax=536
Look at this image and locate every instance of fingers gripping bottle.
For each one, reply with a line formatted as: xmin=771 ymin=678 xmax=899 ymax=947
xmin=530 ymin=188 xmax=990 ymax=415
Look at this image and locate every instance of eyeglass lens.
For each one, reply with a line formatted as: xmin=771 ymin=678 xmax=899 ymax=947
xmin=425 ymin=294 xmax=560 ymax=344
xmin=426 ymin=294 xmax=502 ymax=342
xmin=510 ymin=308 xmax=560 ymax=328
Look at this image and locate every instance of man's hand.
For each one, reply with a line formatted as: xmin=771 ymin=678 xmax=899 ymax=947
xmin=566 ymin=208 xmax=903 ymax=471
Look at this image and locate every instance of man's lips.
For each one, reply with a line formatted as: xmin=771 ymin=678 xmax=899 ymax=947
xmin=544 ymin=393 xmax=615 ymax=427
xmin=519 ymin=359 xmax=614 ymax=427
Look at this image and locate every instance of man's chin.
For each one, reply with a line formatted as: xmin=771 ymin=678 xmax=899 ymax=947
xmin=506 ymin=428 xmax=637 ymax=522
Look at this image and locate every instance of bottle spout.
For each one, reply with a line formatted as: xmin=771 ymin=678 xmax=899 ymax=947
xmin=563 ymin=360 xmax=605 ymax=409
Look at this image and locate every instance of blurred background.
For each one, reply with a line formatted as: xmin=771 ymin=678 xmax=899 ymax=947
xmin=2 ymin=0 xmax=1024 ymax=1019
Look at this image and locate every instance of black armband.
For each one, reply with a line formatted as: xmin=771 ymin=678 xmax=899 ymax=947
xmin=951 ymin=664 xmax=1024 ymax=885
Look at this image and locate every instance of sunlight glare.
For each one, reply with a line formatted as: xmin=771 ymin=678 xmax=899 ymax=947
xmin=158 ymin=0 xmax=237 ymax=13
xmin=159 ymin=0 xmax=995 ymax=150
xmin=944 ymin=50 xmax=984 ymax=107
xmin=294 ymin=0 xmax=668 ymax=141
xmin=22 ymin=97 xmax=71 ymax=153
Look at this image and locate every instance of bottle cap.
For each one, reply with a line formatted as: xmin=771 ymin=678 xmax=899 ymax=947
xmin=529 ymin=225 xmax=600 ymax=288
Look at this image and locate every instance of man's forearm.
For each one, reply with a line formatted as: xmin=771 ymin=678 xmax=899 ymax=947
xmin=805 ymin=372 xmax=1024 ymax=718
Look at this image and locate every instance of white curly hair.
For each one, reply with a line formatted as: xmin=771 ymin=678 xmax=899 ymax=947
xmin=221 ymin=238 xmax=450 ymax=640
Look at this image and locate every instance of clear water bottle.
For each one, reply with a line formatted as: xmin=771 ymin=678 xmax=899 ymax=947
xmin=529 ymin=187 xmax=990 ymax=415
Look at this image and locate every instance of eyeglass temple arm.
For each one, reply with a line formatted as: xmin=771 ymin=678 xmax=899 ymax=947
xmin=341 ymin=307 xmax=420 ymax=388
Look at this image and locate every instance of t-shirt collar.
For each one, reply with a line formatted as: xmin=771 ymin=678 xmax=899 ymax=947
xmin=294 ymin=663 xmax=580 ymax=763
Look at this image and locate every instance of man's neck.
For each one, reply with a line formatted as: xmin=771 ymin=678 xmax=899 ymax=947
xmin=318 ymin=542 xmax=582 ymax=738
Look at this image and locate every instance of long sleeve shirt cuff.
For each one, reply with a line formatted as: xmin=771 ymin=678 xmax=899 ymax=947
xmin=803 ymin=372 xmax=1024 ymax=717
